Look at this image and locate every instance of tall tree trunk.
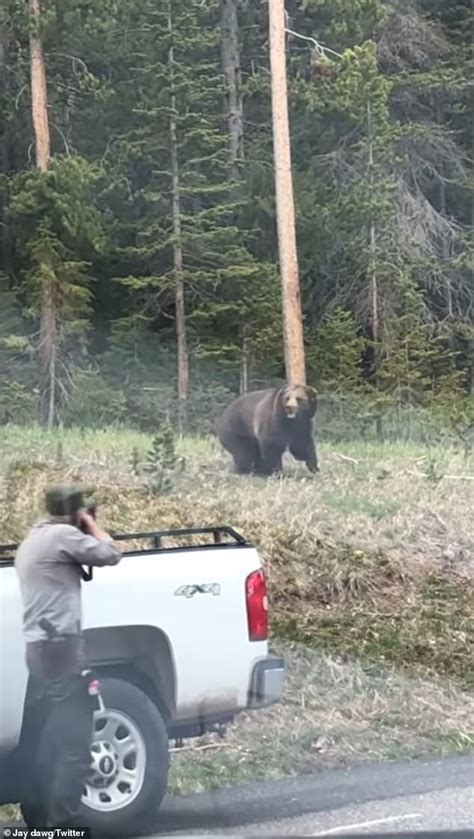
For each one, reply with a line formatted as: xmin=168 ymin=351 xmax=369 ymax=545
xmin=268 ymin=0 xmax=306 ymax=386
xmin=239 ymin=327 xmax=249 ymax=395
xmin=42 ymin=281 xmax=58 ymax=428
xmin=221 ymin=0 xmax=249 ymax=390
xmin=29 ymin=0 xmax=51 ymax=172
xmin=0 ymin=34 xmax=13 ymax=278
xmin=470 ymin=339 xmax=474 ymax=398
xmin=168 ymin=5 xmax=189 ymax=434
xmin=370 ymin=219 xmax=383 ymax=436
xmin=370 ymin=222 xmax=379 ymax=357
xmin=29 ymin=0 xmax=57 ymax=428
xmin=367 ymin=102 xmax=379 ymax=363
xmin=367 ymin=100 xmax=382 ymax=437
xmin=436 ymin=99 xmax=454 ymax=320
xmin=220 ymin=0 xmax=244 ymax=181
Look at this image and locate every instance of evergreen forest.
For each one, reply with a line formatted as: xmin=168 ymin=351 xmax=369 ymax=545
xmin=0 ymin=0 xmax=472 ymax=441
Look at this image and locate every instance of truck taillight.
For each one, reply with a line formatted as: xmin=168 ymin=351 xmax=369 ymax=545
xmin=246 ymin=569 xmax=268 ymax=641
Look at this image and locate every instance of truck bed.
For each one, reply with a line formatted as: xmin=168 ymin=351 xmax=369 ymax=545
xmin=1 ymin=523 xmax=279 ymax=752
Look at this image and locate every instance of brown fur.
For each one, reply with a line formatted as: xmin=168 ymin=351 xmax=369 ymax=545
xmin=217 ymin=385 xmax=318 ymax=476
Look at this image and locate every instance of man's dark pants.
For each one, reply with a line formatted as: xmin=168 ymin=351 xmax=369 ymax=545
xmin=20 ymin=639 xmax=94 ymax=828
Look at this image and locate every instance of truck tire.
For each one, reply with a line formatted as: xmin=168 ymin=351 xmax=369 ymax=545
xmin=79 ymin=676 xmax=169 ymax=835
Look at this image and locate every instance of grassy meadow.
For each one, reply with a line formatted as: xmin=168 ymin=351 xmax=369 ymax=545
xmin=0 ymin=425 xmax=473 ymax=797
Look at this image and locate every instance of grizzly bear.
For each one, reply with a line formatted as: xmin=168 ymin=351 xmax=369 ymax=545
xmin=217 ymin=384 xmax=318 ymax=476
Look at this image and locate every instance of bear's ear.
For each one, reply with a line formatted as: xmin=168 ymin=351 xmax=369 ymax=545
xmin=305 ymin=386 xmax=318 ymax=400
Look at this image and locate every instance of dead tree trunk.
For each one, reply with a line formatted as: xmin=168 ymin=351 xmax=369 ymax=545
xmin=29 ymin=0 xmax=57 ymax=427
xmin=435 ymin=99 xmax=455 ymax=324
xmin=168 ymin=5 xmax=189 ymax=434
xmin=470 ymin=340 xmax=474 ymax=399
xmin=367 ymin=100 xmax=383 ymax=438
xmin=367 ymin=101 xmax=378 ymax=363
xmin=220 ymin=0 xmax=250 ymax=390
xmin=41 ymin=282 xmax=58 ymax=429
xmin=239 ymin=327 xmax=249 ymax=395
xmin=220 ymin=0 xmax=244 ymax=181
xmin=29 ymin=0 xmax=51 ymax=172
xmin=0 ymin=34 xmax=13 ymax=278
xmin=268 ymin=0 xmax=306 ymax=386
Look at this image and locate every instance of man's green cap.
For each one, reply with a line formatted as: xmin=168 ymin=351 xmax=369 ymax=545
xmin=45 ymin=484 xmax=85 ymax=517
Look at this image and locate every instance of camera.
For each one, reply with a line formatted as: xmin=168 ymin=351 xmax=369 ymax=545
xmin=79 ymin=504 xmax=97 ymax=534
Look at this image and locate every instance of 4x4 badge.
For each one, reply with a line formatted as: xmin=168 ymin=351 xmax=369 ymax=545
xmin=174 ymin=583 xmax=221 ymax=598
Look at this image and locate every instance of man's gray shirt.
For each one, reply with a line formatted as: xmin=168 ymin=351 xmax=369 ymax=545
xmin=15 ymin=520 xmax=121 ymax=642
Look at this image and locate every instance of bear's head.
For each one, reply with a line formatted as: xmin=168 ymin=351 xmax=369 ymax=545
xmin=280 ymin=384 xmax=317 ymax=419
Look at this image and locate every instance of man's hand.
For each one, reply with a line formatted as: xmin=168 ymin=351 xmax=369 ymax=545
xmin=65 ymin=513 xmax=121 ymax=567
xmin=78 ymin=510 xmax=114 ymax=543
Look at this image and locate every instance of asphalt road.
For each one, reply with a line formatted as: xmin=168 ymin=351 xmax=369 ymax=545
xmin=1 ymin=755 xmax=472 ymax=837
xmin=150 ymin=755 xmax=474 ymax=837
xmin=198 ymin=785 xmax=474 ymax=835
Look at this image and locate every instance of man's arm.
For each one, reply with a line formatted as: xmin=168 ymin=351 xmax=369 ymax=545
xmin=61 ymin=513 xmax=122 ymax=567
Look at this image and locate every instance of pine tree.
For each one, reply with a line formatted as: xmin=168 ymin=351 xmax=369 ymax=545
xmin=9 ymin=157 xmax=106 ymax=422
xmin=104 ymin=0 xmax=280 ymax=398
xmin=144 ymin=425 xmax=182 ymax=495
xmin=310 ymin=308 xmax=365 ymax=395
xmin=287 ymin=8 xmax=471 ymax=416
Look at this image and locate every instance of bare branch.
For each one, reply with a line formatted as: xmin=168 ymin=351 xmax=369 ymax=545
xmin=285 ymin=28 xmax=343 ymax=59
xmin=51 ymin=122 xmax=72 ymax=156
xmin=46 ymin=52 xmax=90 ymax=76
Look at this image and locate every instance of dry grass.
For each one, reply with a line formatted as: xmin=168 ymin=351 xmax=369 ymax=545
xmin=1 ymin=428 xmax=472 ymax=574
xmin=0 ymin=426 xmax=473 ymax=797
xmin=169 ymin=643 xmax=474 ymax=793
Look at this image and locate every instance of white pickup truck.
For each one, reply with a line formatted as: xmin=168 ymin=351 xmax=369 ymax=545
xmin=0 ymin=525 xmax=284 ymax=834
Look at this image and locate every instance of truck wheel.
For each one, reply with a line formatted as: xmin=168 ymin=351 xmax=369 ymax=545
xmin=79 ymin=677 xmax=169 ymax=835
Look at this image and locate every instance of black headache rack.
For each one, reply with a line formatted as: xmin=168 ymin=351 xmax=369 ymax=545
xmin=112 ymin=525 xmax=250 ymax=553
xmin=0 ymin=525 xmax=251 ymax=566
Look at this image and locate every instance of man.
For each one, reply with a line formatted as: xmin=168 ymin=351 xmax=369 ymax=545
xmin=15 ymin=484 xmax=121 ymax=828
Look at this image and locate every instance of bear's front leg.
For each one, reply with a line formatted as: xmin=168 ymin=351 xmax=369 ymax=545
xmin=305 ymin=445 xmax=319 ymax=473
xmin=257 ymin=443 xmax=283 ymax=476
xmin=290 ymin=439 xmax=319 ymax=473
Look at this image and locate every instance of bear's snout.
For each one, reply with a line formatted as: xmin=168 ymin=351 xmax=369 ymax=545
xmin=284 ymin=399 xmax=298 ymax=418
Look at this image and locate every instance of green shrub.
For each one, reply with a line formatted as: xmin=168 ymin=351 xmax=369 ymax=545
xmin=143 ymin=425 xmax=184 ymax=494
